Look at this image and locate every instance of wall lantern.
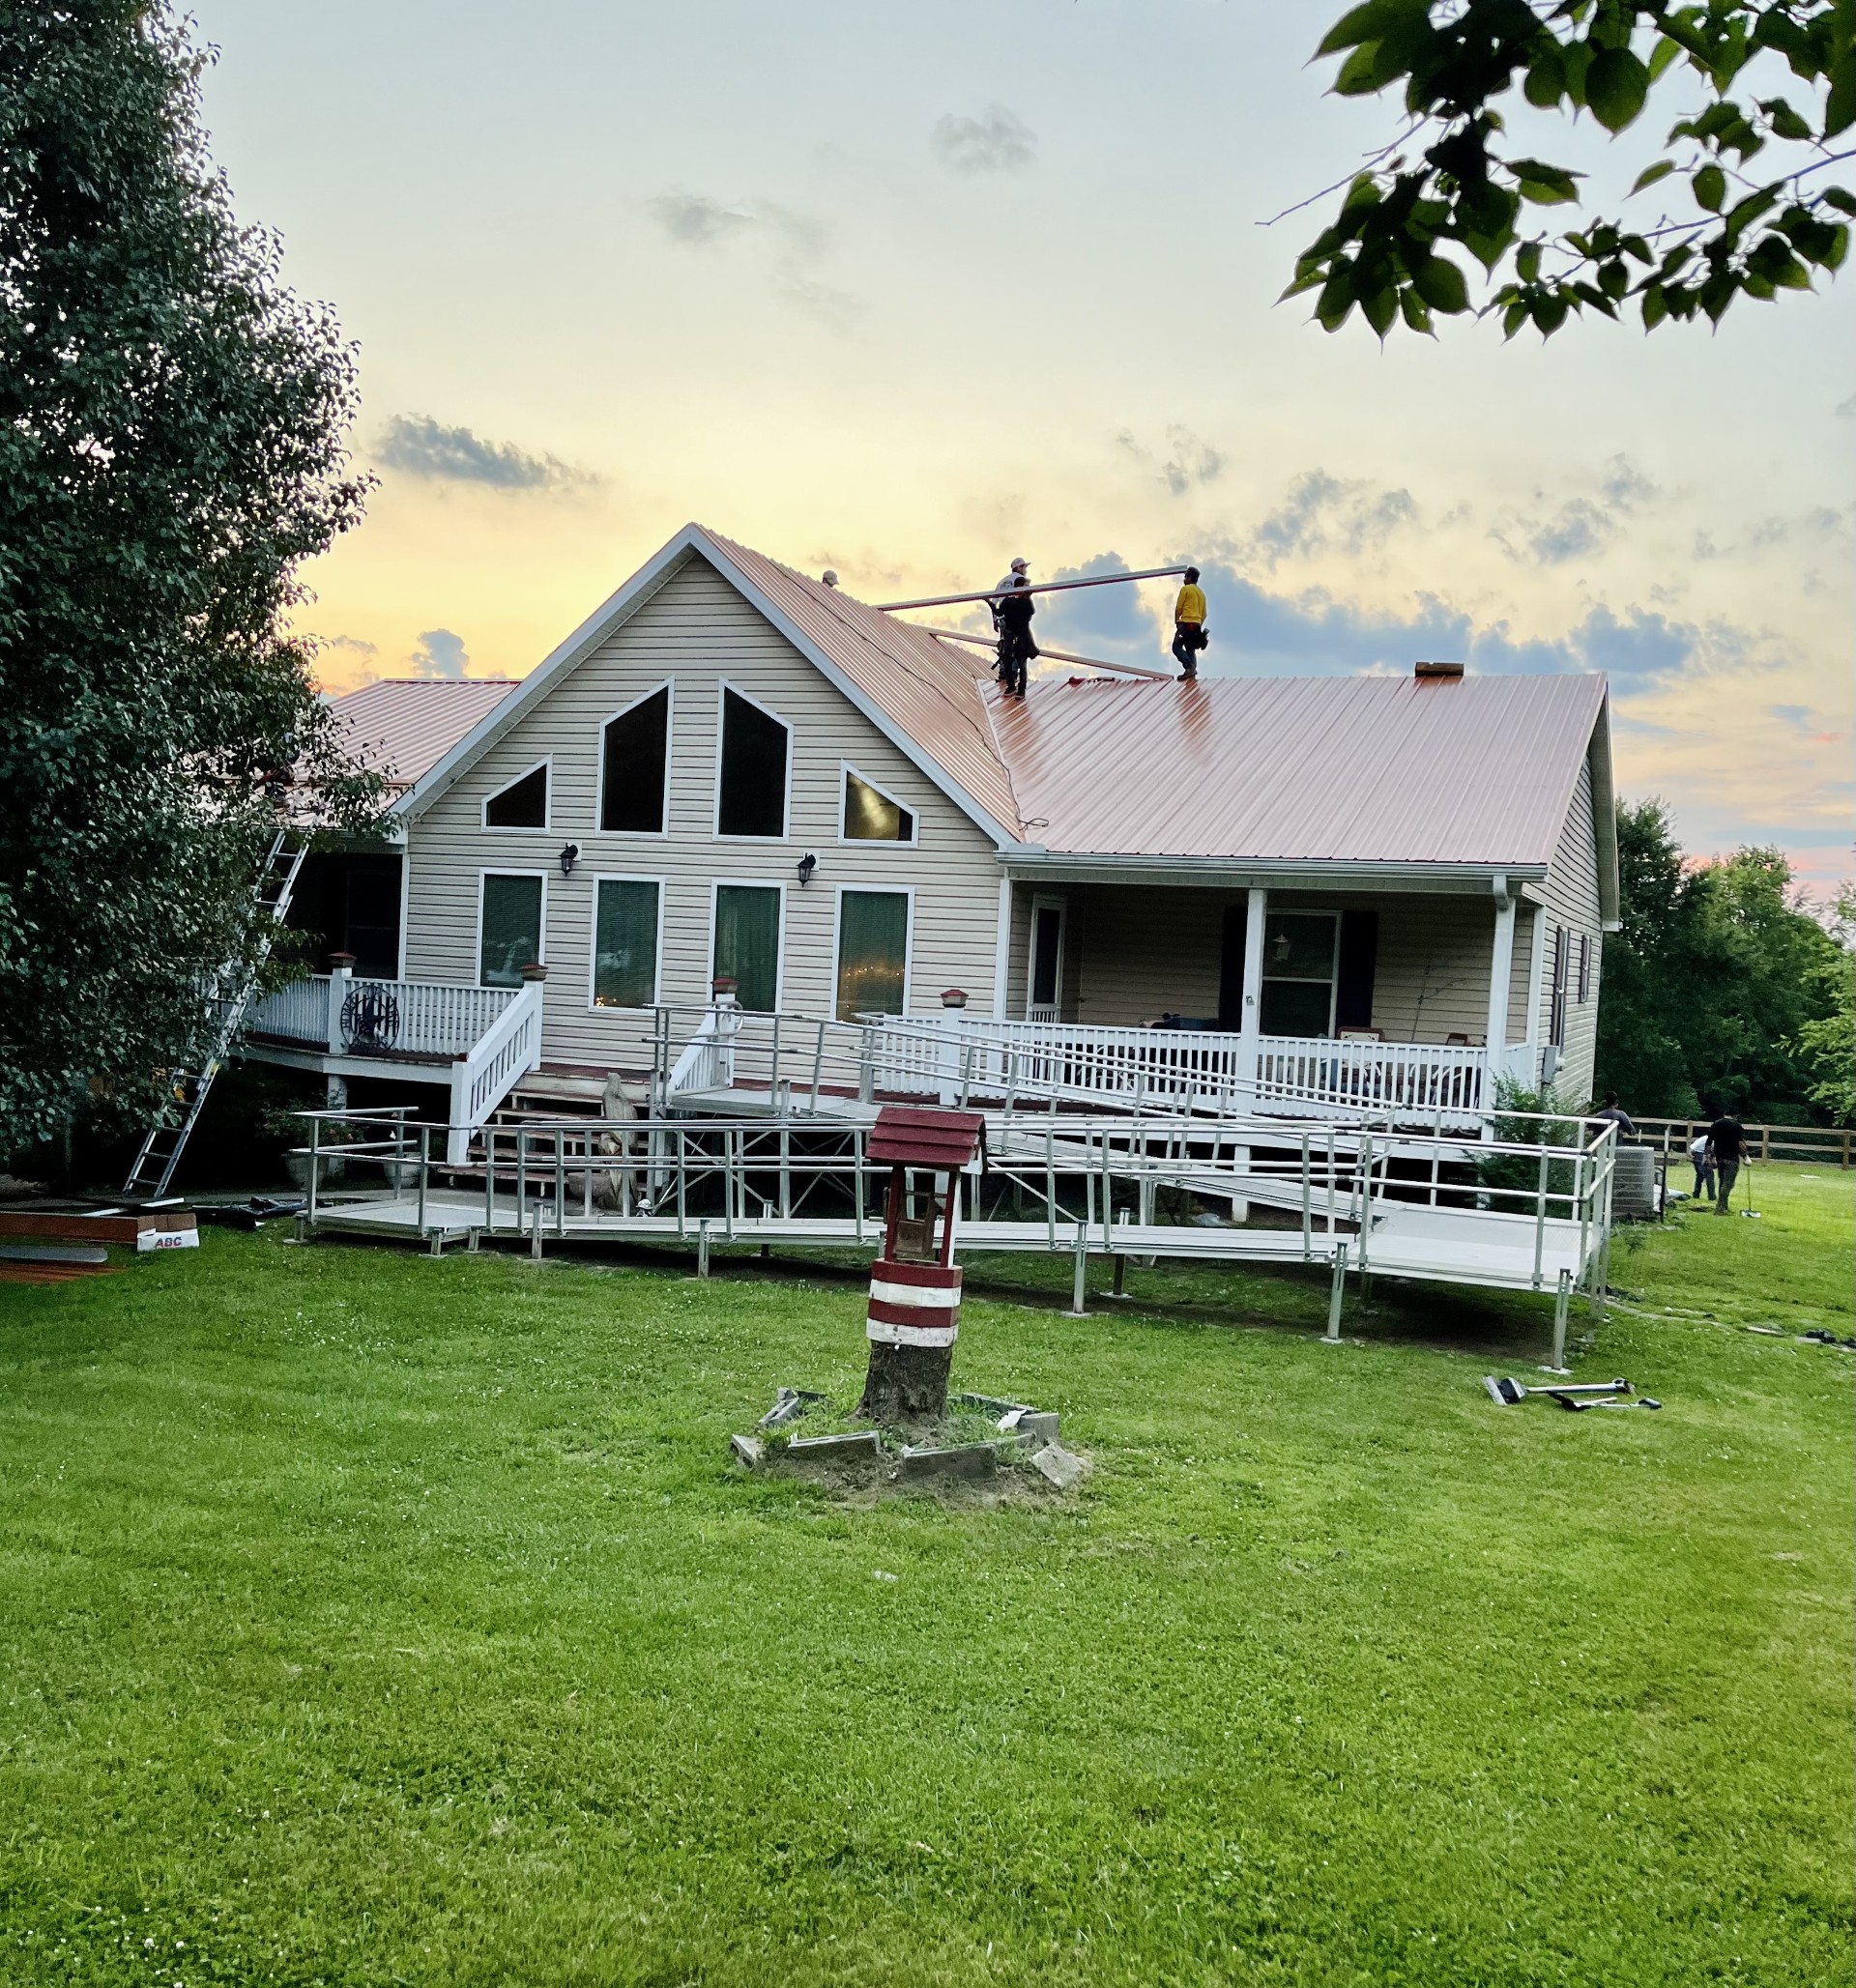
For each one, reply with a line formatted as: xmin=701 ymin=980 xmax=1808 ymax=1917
xmin=559 ymin=842 xmax=581 ymax=877
xmin=797 ymin=851 xmax=818 ymax=888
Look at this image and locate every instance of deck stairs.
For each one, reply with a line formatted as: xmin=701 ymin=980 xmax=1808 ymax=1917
xmin=123 ymin=831 xmax=307 ymax=1199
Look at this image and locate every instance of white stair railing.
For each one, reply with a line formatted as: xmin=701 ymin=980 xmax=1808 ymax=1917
xmin=445 ymin=979 xmax=545 ymax=1164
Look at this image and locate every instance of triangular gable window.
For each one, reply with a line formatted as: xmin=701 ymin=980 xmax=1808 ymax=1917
xmin=483 ymin=762 xmax=548 ymax=829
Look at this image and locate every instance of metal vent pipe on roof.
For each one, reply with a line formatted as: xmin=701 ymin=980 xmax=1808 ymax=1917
xmin=1414 ymin=660 xmax=1464 ymax=680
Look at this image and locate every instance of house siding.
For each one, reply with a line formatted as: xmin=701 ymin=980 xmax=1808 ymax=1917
xmin=403 ymin=556 xmax=1003 ymax=1066
xmin=1532 ymin=754 xmax=1604 ymax=1105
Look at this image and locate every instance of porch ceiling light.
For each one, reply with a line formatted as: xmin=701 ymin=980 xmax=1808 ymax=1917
xmin=559 ymin=842 xmax=581 ymax=877
xmin=797 ymin=851 xmax=818 ymax=887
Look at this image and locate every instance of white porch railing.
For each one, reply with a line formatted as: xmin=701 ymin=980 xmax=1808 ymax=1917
xmin=248 ymin=973 xmax=520 ymax=1059
xmin=862 ymin=1015 xmax=1529 ymax=1129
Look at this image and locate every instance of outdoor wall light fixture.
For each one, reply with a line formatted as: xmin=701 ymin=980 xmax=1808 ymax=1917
xmin=797 ymin=852 xmax=818 ymax=887
xmin=559 ymin=843 xmax=581 ymax=877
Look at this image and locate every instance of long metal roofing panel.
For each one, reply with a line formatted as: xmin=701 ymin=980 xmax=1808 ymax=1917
xmin=987 ymin=671 xmax=1607 ymax=867
xmin=332 ymin=678 xmax=520 ymax=791
xmin=698 ymin=530 xmax=1024 ymax=837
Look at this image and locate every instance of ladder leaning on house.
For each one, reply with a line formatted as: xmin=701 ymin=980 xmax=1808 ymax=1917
xmin=122 ymin=831 xmax=308 ymax=1200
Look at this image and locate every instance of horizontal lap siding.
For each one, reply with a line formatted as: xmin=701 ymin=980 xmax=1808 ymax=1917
xmin=1537 ymin=754 xmax=1604 ymax=1104
xmin=405 ymin=558 xmax=1003 ymax=1066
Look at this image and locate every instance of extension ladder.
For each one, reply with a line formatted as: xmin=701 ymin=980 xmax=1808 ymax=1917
xmin=122 ymin=831 xmax=308 ymax=1199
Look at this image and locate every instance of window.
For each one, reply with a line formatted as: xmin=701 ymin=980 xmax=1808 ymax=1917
xmin=716 ymin=686 xmax=789 ymax=838
xmin=592 ymin=879 xmax=660 ymax=1009
xmin=836 ymin=890 xmax=910 ymax=1021
xmin=479 ymin=873 xmax=543 ymax=988
xmin=483 ymin=762 xmax=548 ymax=829
xmin=1577 ymin=932 xmax=1592 ymax=1004
xmin=1260 ymin=911 xmax=1337 ymax=1037
xmin=600 ymin=686 xmax=670 ymax=834
xmin=842 ymin=767 xmax=914 ymax=843
xmin=712 ymin=884 xmax=781 ymax=1011
xmin=1030 ymin=898 xmax=1064 ymax=1018
xmin=1549 ymin=925 xmax=1569 ymax=1047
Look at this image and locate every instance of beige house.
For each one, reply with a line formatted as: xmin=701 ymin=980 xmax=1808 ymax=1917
xmin=253 ymin=523 xmax=1618 ymax=1133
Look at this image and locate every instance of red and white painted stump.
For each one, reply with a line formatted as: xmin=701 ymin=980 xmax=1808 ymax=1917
xmin=866 ymin=1257 xmax=963 ymax=1351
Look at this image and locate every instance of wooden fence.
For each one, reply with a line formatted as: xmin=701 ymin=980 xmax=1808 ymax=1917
xmin=1632 ymin=1117 xmax=1852 ymax=1168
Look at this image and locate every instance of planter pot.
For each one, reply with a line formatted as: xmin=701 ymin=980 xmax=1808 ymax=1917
xmin=283 ymin=1152 xmax=313 ymax=1191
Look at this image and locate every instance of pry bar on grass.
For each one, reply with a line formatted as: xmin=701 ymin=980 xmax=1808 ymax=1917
xmin=1483 ymin=1375 xmax=1632 ymax=1405
xmin=1552 ymin=1393 xmax=1663 ymax=1412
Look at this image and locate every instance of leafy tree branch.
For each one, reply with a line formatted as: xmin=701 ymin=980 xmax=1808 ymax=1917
xmin=1286 ymin=0 xmax=1853 ymax=338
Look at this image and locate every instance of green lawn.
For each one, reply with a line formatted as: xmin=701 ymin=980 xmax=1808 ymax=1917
xmin=2 ymin=1168 xmax=1851 ymax=1986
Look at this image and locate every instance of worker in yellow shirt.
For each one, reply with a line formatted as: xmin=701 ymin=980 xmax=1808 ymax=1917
xmin=1172 ymin=565 xmax=1207 ymax=679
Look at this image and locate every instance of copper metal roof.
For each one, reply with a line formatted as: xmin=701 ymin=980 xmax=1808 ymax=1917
xmin=699 ymin=530 xmax=1022 ymax=835
xmin=332 ymin=678 xmax=519 ymax=792
xmin=986 ymin=671 xmax=1608 ymax=867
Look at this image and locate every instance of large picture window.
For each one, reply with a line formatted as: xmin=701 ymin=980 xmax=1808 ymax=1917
xmin=479 ymin=873 xmax=544 ymax=988
xmin=716 ymin=686 xmax=789 ymax=838
xmin=592 ymin=879 xmax=660 ymax=1009
xmin=842 ymin=767 xmax=914 ymax=843
xmin=836 ymin=890 xmax=910 ymax=1021
xmin=483 ymin=761 xmax=548 ymax=829
xmin=1259 ymin=911 xmax=1337 ymax=1037
xmin=712 ymin=884 xmax=782 ymax=1012
xmin=600 ymin=685 xmax=670 ymax=834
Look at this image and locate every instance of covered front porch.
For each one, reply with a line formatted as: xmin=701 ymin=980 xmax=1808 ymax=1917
xmin=994 ymin=870 xmax=1549 ymax=1129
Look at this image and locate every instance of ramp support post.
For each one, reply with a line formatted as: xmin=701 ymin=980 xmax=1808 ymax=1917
xmin=1065 ymin=1225 xmax=1088 ymax=1316
xmin=1324 ymin=1242 xmax=1349 ymax=1342
xmin=697 ymin=1218 xmax=711 ymax=1280
xmin=1544 ymin=1267 xmax=1573 ymax=1374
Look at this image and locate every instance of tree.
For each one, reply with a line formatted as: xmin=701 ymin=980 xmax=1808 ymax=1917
xmin=0 ymin=4 xmax=379 ymax=1157
xmin=1789 ymin=882 xmax=1855 ymax=1123
xmin=1289 ymin=1 xmax=1853 ymax=339
xmin=1594 ymin=800 xmax=1842 ymax=1116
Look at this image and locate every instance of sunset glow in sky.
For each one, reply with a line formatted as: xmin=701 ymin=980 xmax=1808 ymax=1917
xmin=195 ymin=0 xmax=1853 ymax=889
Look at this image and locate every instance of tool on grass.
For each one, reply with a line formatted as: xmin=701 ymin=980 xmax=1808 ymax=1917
xmin=1482 ymin=1374 xmax=1631 ymax=1405
xmin=1552 ymin=1393 xmax=1662 ymax=1412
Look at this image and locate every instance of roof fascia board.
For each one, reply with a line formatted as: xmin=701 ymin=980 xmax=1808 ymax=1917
xmin=1000 ymin=855 xmax=1550 ymax=893
xmin=691 ymin=533 xmax=1020 ymax=849
xmin=1586 ymin=693 xmax=1622 ymax=929
xmin=393 ymin=527 xmax=703 ymax=822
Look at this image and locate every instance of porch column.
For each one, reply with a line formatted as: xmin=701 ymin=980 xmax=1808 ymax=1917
xmin=1236 ymin=886 xmax=1266 ymax=1109
xmin=1233 ymin=886 xmax=1267 ymax=1218
xmin=1522 ymin=903 xmax=1548 ymax=1087
xmin=1484 ymin=876 xmax=1516 ymax=1135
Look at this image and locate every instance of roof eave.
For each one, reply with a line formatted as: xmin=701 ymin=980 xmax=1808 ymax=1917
xmin=999 ymin=851 xmax=1552 ymax=891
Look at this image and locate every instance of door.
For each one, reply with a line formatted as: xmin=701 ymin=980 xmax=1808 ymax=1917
xmin=1028 ymin=897 xmax=1065 ymax=1021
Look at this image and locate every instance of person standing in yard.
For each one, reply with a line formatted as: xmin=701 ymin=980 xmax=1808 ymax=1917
xmin=1689 ymin=1128 xmax=1716 ymax=1204
xmin=1706 ymin=1109 xmax=1749 ymax=1214
xmin=1172 ymin=565 xmax=1208 ymax=679
xmin=1592 ymin=1091 xmax=1636 ymax=1136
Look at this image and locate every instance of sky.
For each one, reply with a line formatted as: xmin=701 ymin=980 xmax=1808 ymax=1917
xmin=192 ymin=0 xmax=1853 ymax=892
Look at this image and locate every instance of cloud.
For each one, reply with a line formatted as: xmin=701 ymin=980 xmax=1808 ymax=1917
xmin=644 ymin=191 xmax=854 ymax=327
xmin=1524 ymin=498 xmax=1612 ymax=564
xmin=409 ymin=629 xmax=471 ymax=679
xmin=377 ymin=415 xmax=586 ymax=492
xmin=1119 ymin=426 xmax=1225 ymax=497
xmin=1035 ymin=552 xmax=1163 ymax=657
xmin=931 ymin=105 xmax=1036 ymax=174
xmin=1495 ymin=453 xmax=1659 ymax=565
xmin=1246 ymin=470 xmax=1419 ymax=566
xmin=312 ymin=632 xmax=382 ymax=692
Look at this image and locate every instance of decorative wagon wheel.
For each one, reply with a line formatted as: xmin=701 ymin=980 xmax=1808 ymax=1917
xmin=340 ymin=983 xmax=401 ymax=1053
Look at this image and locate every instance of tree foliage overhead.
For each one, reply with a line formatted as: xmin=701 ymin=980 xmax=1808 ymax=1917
xmin=1289 ymin=0 xmax=1853 ymax=339
xmin=1593 ymin=800 xmax=1846 ymax=1119
xmin=0 ymin=1 xmax=380 ymax=1155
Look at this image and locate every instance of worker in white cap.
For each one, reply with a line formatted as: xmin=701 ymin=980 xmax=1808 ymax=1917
xmin=991 ymin=558 xmax=1036 ymax=700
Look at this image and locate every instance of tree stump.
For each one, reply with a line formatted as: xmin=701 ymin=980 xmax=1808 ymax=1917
xmin=859 ymin=1257 xmax=964 ymax=1426
xmin=857 ymin=1340 xmax=952 ymax=1425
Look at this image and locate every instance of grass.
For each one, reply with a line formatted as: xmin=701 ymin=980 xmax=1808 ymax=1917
xmin=1 ymin=1167 xmax=1850 ymax=1986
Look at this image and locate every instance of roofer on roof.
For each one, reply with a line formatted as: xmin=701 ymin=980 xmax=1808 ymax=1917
xmin=992 ymin=558 xmax=1036 ymax=701
xmin=1173 ymin=566 xmax=1208 ymax=681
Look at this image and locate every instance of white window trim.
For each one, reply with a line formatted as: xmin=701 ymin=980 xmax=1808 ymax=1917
xmin=586 ymin=873 xmax=667 ymax=1012
xmin=476 ymin=867 xmax=549 ymax=990
xmin=394 ymin=848 xmax=412 ymax=982
xmin=837 ymin=761 xmax=919 ymax=848
xmin=480 ymin=756 xmax=553 ymax=833
xmin=594 ymin=679 xmax=674 ymax=839
xmin=712 ymin=678 xmax=793 ymax=842
xmin=708 ymin=877 xmax=787 ymax=1011
xmin=1261 ymin=908 xmax=1340 ymax=1037
xmin=830 ymin=882 xmax=915 ymax=1023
